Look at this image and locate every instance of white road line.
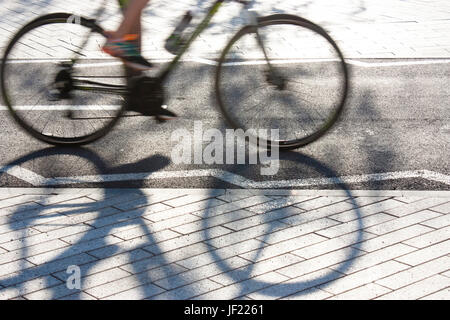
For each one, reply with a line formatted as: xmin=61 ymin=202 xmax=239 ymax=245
xmin=3 ymin=58 xmax=450 ymax=67
xmin=0 ymin=105 xmax=121 ymax=111
xmin=1 ymin=166 xmax=449 ymax=188
xmin=346 ymin=59 xmax=450 ymax=67
xmin=0 ymin=165 xmax=48 ymax=185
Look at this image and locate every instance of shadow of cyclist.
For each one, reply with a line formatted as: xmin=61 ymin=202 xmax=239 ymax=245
xmin=0 ymin=147 xmax=196 ymax=299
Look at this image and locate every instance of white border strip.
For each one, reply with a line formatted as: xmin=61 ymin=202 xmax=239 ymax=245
xmin=1 ymin=187 xmax=449 ymax=198
xmin=4 ymin=58 xmax=450 ymax=68
xmin=1 ymin=165 xmax=449 ymax=188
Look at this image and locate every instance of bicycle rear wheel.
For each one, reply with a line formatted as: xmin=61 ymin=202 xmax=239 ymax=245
xmin=0 ymin=13 xmax=126 ymax=145
xmin=216 ymin=14 xmax=349 ymax=150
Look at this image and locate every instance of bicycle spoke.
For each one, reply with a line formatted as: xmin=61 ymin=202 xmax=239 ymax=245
xmin=1 ymin=14 xmax=126 ymax=144
xmin=216 ymin=16 xmax=348 ymax=148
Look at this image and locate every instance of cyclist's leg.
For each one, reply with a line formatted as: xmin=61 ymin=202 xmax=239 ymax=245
xmin=118 ymin=0 xmax=143 ymax=77
xmin=115 ymin=0 xmax=149 ymax=39
xmin=112 ymin=0 xmax=177 ymax=119
xmin=103 ymin=0 xmax=152 ymax=70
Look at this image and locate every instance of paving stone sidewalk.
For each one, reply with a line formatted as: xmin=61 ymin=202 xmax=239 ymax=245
xmin=0 ymin=0 xmax=450 ymax=58
xmin=0 ymin=188 xmax=448 ymax=300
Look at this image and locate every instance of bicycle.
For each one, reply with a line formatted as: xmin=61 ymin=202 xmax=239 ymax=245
xmin=0 ymin=0 xmax=349 ymax=149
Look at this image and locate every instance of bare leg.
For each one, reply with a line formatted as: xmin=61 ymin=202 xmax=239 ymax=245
xmin=113 ymin=0 xmax=149 ymax=39
xmin=115 ymin=0 xmax=148 ymax=77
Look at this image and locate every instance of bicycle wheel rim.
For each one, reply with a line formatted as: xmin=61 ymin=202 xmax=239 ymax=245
xmin=215 ymin=15 xmax=349 ymax=150
xmin=0 ymin=14 xmax=126 ymax=145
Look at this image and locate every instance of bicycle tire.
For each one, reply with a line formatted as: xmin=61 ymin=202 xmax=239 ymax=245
xmin=0 ymin=13 xmax=126 ymax=146
xmin=215 ymin=14 xmax=349 ymax=150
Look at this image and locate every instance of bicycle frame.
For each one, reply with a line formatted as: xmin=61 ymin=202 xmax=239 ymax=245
xmin=71 ymin=0 xmax=253 ymax=94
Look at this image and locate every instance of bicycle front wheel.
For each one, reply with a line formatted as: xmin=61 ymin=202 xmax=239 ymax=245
xmin=0 ymin=13 xmax=126 ymax=145
xmin=216 ymin=14 xmax=349 ymax=149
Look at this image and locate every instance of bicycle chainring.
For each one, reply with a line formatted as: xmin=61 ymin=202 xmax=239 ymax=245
xmin=127 ymin=76 xmax=166 ymax=114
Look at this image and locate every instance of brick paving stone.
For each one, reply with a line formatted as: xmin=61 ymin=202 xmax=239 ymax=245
xmin=0 ymin=195 xmax=43 ymax=209
xmin=85 ymin=273 xmax=165 ymax=299
xmin=364 ymin=210 xmax=441 ymax=235
xmin=224 ymin=206 xmax=304 ymax=231
xmin=245 ymin=196 xmax=314 ymax=214
xmin=331 ymin=199 xmax=403 ymax=222
xmin=394 ymin=240 xmax=450 ymax=266
xmin=171 ymin=209 xmax=254 ymax=235
xmin=357 ymin=224 xmax=434 ymax=253
xmin=26 ymin=235 xmax=123 ymax=265
xmin=294 ymin=196 xmax=349 ymax=211
xmin=376 ymin=275 xmax=450 ymax=300
xmin=144 ymin=199 xmax=226 ymax=222
xmin=403 ymin=226 xmax=450 ymax=248
xmin=154 ymin=256 xmax=250 ymax=290
xmin=52 ymin=249 xmax=152 ymax=281
xmin=59 ymin=292 xmax=97 ymax=300
xmin=292 ymin=231 xmax=376 ymax=259
xmin=345 ymin=196 xmax=391 ymax=207
xmin=176 ymin=239 xmax=263 ymax=270
xmin=112 ymin=193 xmax=184 ymax=211
xmin=383 ymin=198 xmax=449 ymax=217
xmin=60 ymin=219 xmax=150 ymax=244
xmin=0 ymin=253 xmax=98 ymax=287
xmin=419 ymin=288 xmax=450 ymax=300
xmin=119 ymin=245 xmax=205 ymax=274
xmin=150 ymin=278 xmax=222 ymax=300
xmin=393 ymin=196 xmax=425 ymax=204
xmin=375 ymin=256 xmax=450 ymax=290
xmin=429 ymin=201 xmax=450 ymax=214
xmin=289 ymin=201 xmax=357 ymax=224
xmin=239 ymin=233 xmax=326 ymax=263
xmin=277 ymin=246 xmax=366 ymax=279
xmin=1 ymin=224 xmax=91 ymax=251
xmin=283 ymin=287 xmax=333 ymax=300
xmin=247 ymin=268 xmax=343 ymax=300
xmin=0 ymin=239 xmax=69 ymax=265
xmin=193 ymin=272 xmax=290 ymax=300
xmin=315 ymin=213 xmax=395 ymax=239
xmin=217 ymin=190 xmax=263 ymax=203
xmin=210 ymin=253 xmax=303 ymax=286
xmin=86 ymin=237 xmax=154 ymax=259
xmin=318 ymin=261 xmax=410 ymax=295
xmin=25 ymin=267 xmax=131 ymax=300
xmin=330 ymin=243 xmax=417 ymax=275
xmin=258 ymin=218 xmax=341 ymax=244
xmin=420 ymin=215 xmax=450 ymax=229
xmin=144 ymin=226 xmax=234 ymax=254
xmin=0 ymin=276 xmax=62 ymax=300
xmin=112 ymin=225 xmax=181 ymax=242
xmin=83 ymin=203 xmax=170 ymax=229
xmin=162 ymin=191 xmax=224 ymax=207
xmin=0 ymin=202 xmax=45 ymax=220
xmin=327 ymin=283 xmax=392 ymax=300
xmin=191 ymin=196 xmax=274 ymax=218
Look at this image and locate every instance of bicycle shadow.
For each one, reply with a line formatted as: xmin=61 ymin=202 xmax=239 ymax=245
xmin=0 ymin=147 xmax=196 ymax=299
xmin=195 ymin=150 xmax=365 ymax=299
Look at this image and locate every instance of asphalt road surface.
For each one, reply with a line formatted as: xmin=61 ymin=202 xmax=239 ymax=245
xmin=0 ymin=59 xmax=449 ymax=190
